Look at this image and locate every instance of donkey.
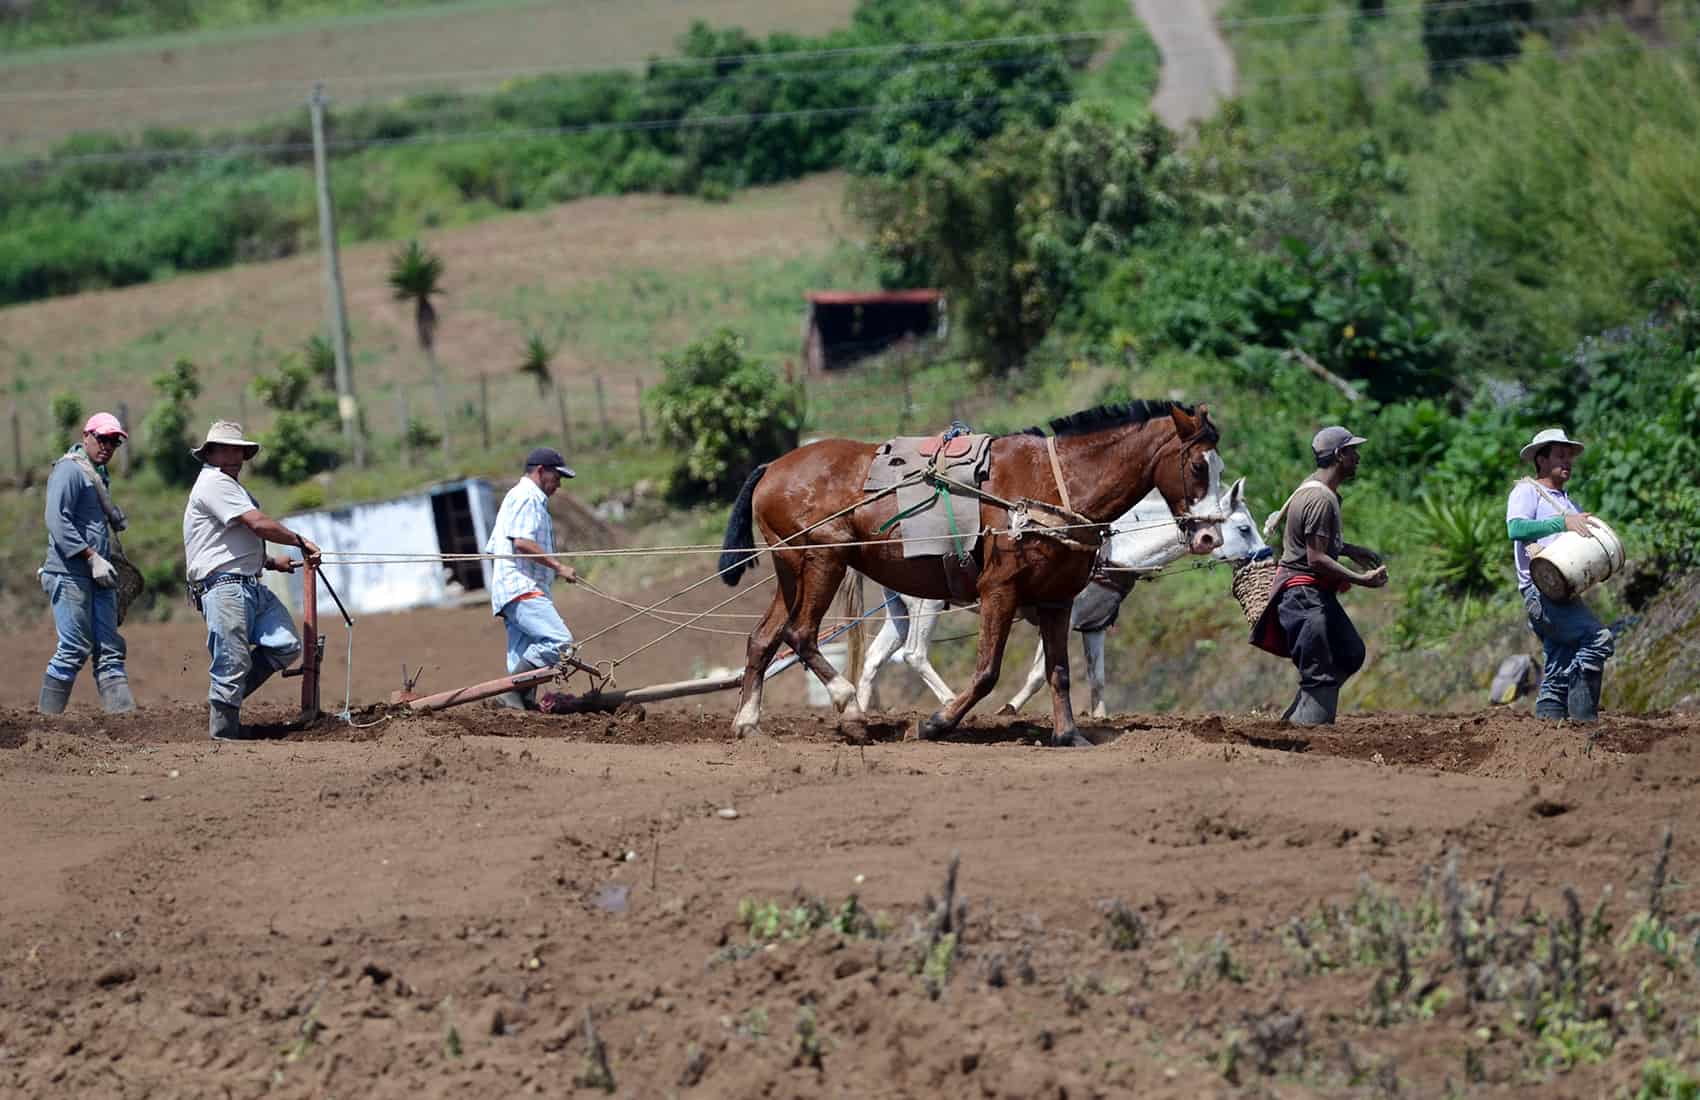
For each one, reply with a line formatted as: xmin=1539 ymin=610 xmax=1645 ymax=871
xmin=856 ymin=474 xmax=1265 ymax=719
xmin=717 ymin=401 xmax=1223 ymax=747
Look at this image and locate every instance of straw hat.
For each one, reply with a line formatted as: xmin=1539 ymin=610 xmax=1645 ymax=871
xmin=1518 ymin=428 xmax=1583 ymax=464
xmin=191 ymin=420 xmax=261 ymax=463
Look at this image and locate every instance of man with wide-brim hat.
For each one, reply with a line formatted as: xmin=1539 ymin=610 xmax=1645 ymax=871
xmin=483 ymin=446 xmax=581 ymax=710
xmin=1506 ymin=427 xmax=1614 ymax=721
xmin=1250 ymin=426 xmax=1389 ymax=726
xmin=38 ymin=411 xmax=138 ymax=715
xmin=182 ymin=420 xmax=322 ymax=741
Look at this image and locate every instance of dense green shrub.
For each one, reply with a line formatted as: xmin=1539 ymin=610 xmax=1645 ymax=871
xmin=1421 ymin=0 xmax=1533 ymax=79
xmin=251 ymin=351 xmax=342 ymax=484
xmin=141 ymin=359 xmax=203 ymax=488
xmin=648 ymin=329 xmax=801 ymax=503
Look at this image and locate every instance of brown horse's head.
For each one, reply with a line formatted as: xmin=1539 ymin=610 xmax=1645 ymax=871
xmin=1153 ymin=403 xmax=1222 ymax=555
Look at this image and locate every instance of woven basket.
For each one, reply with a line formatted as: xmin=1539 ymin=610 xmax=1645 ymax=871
xmin=1230 ymin=557 xmax=1277 ymax=625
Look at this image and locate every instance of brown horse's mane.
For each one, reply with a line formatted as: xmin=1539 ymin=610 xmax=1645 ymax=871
xmin=1011 ymin=400 xmax=1217 ymax=443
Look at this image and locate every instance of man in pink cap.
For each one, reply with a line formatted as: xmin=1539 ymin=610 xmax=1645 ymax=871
xmin=38 ymin=412 xmax=137 ymax=715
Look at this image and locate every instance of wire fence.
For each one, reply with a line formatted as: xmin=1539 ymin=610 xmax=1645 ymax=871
xmin=2 ymin=343 xmax=1026 ymax=486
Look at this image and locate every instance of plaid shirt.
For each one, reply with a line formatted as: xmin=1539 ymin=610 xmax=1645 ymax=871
xmin=485 ymin=476 xmax=555 ymax=614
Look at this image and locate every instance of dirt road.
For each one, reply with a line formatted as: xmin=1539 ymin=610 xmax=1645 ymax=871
xmin=1133 ymin=0 xmax=1238 ymax=131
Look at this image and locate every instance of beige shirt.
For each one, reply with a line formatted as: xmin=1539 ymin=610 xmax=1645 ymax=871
xmin=182 ymin=465 xmax=264 ymax=582
xmin=1277 ymin=481 xmax=1343 ymax=578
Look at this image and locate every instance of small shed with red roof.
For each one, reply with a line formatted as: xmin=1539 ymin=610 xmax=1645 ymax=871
xmin=802 ymin=289 xmax=945 ymax=373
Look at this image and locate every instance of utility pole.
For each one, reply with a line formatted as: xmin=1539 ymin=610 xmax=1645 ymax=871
xmin=309 ymin=82 xmax=364 ymax=468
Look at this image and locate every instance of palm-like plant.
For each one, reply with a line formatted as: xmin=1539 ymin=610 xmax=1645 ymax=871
xmin=518 ymin=330 xmax=572 ymax=450
xmin=387 ymin=239 xmax=451 ymax=459
xmin=1415 ymin=490 xmax=1504 ymax=596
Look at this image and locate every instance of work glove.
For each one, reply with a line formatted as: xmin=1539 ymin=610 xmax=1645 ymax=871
xmin=88 ymin=551 xmax=119 ymax=589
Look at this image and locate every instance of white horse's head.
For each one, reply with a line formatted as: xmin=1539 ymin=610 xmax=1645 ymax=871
xmin=1212 ymin=477 xmax=1268 ymax=564
xmin=1105 ymin=467 xmax=1266 ymax=573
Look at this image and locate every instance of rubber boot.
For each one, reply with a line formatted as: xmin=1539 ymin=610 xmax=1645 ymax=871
xmin=242 ymin=661 xmax=278 ymax=700
xmin=1567 ymin=667 xmax=1602 ymax=723
xmin=494 ymin=661 xmax=541 ymax=711
xmin=1283 ymin=685 xmax=1339 ymax=727
xmin=1534 ymin=692 xmax=1570 ymax=721
xmin=39 ymin=673 xmax=73 ymax=715
xmin=98 ymin=677 xmax=136 ymax=715
xmin=209 ymin=702 xmax=250 ymax=742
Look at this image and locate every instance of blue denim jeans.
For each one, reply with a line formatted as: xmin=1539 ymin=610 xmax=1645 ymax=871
xmin=202 ymin=578 xmax=302 ymax=707
xmin=1523 ymin=587 xmax=1614 ymax=713
xmin=41 ymin=571 xmax=127 ymax=686
xmin=499 ymin=594 xmax=574 ymax=673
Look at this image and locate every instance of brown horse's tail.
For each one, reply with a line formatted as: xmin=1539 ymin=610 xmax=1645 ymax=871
xmin=718 ymin=464 xmax=768 ymax=585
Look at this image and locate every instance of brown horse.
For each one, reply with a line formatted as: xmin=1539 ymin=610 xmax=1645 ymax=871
xmin=716 ymin=401 xmax=1223 ymax=747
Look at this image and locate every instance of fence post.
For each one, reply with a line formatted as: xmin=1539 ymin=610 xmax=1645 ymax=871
xmin=117 ymin=401 xmax=133 ymax=475
xmin=479 ymin=375 xmax=490 ymax=453
xmin=594 ymin=374 xmax=609 ymax=442
xmin=635 ymin=379 xmax=648 ymax=443
xmin=399 ymin=391 xmax=412 ymax=467
xmin=554 ymin=384 xmax=572 ymax=451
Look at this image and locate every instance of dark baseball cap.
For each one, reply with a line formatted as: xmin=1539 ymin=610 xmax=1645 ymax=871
xmin=524 ymin=447 xmax=576 ymax=478
xmin=1311 ymin=426 xmax=1368 ymax=460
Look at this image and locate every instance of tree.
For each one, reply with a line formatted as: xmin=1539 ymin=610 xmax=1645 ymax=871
xmin=387 ymin=239 xmax=451 ymax=460
xmin=1422 ymin=0 xmax=1533 ymax=81
xmin=142 ymin=358 xmax=202 ymax=487
xmin=251 ymin=344 xmax=341 ymax=484
xmin=648 ymin=329 xmax=801 ymax=503
xmin=855 ymin=103 xmax=1175 ymax=373
xmin=517 ymin=330 xmax=573 ymax=451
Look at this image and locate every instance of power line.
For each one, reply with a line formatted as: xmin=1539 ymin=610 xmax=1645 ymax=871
xmin=0 ymin=0 xmax=1581 ymax=105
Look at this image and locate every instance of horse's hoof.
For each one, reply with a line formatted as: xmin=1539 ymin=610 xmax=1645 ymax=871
xmin=914 ymin=714 xmax=948 ymax=741
xmin=995 ymin=703 xmax=1017 ymax=716
xmin=734 ymin=722 xmax=761 ymax=740
xmin=839 ymin=714 xmax=869 ymax=746
xmin=1051 ymin=730 xmax=1092 ymax=748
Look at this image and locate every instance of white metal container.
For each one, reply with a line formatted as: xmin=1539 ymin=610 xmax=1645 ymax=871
xmin=1529 ymin=519 xmax=1626 ymax=602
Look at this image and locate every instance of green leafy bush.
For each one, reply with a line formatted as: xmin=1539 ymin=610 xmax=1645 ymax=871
xmin=141 ymin=359 xmax=203 ymax=488
xmin=648 ymin=329 xmax=801 ymax=503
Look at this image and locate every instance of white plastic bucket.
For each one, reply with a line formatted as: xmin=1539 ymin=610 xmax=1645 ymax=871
xmin=1529 ymin=519 xmax=1625 ymax=602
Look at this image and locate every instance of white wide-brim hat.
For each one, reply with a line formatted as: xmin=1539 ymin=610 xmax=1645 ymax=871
xmin=191 ymin=419 xmax=261 ymax=463
xmin=1518 ymin=428 xmax=1584 ymax=464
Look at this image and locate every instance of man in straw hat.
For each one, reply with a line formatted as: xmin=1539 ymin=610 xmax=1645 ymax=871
xmin=181 ymin=421 xmax=321 ymax=741
xmin=1506 ymin=427 xmax=1614 ymax=721
xmin=38 ymin=411 xmax=138 ymax=715
xmin=1251 ymin=426 xmax=1389 ymax=726
xmin=485 ymin=447 xmax=580 ymax=710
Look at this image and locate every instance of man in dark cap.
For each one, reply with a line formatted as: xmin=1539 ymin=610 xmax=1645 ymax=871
xmin=1251 ymin=426 xmax=1389 ymax=725
xmin=484 ymin=448 xmax=580 ymax=709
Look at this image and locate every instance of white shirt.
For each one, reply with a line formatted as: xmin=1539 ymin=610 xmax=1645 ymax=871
xmin=485 ymin=476 xmax=555 ymax=614
xmin=1507 ymin=479 xmax=1580 ymax=593
xmin=183 ymin=465 xmax=264 ymax=582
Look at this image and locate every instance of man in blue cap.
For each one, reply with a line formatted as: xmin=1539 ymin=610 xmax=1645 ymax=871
xmin=1252 ymin=426 xmax=1389 ymax=725
xmin=1506 ymin=427 xmax=1614 ymax=721
xmin=486 ymin=447 xmax=580 ymax=709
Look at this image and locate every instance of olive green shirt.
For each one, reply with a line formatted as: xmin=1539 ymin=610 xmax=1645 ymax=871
xmin=1278 ymin=481 xmax=1343 ymax=579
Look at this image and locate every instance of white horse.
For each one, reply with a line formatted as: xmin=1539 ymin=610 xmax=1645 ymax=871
xmin=854 ymin=476 xmax=1266 ymax=718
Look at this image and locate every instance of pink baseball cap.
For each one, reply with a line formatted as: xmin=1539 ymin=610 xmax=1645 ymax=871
xmin=83 ymin=412 xmax=128 ymax=439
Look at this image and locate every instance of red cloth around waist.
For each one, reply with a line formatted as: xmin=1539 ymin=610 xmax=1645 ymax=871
xmin=1250 ymin=569 xmax=1350 ymax=657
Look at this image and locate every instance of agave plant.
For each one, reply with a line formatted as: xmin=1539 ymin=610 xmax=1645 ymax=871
xmin=517 ymin=330 xmax=571 ymax=449
xmin=387 ymin=239 xmax=450 ymax=459
xmin=1414 ymin=490 xmax=1504 ymax=596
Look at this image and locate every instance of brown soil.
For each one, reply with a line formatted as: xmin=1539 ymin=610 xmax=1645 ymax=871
xmin=4 ymin=657 xmax=1698 ymax=1097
